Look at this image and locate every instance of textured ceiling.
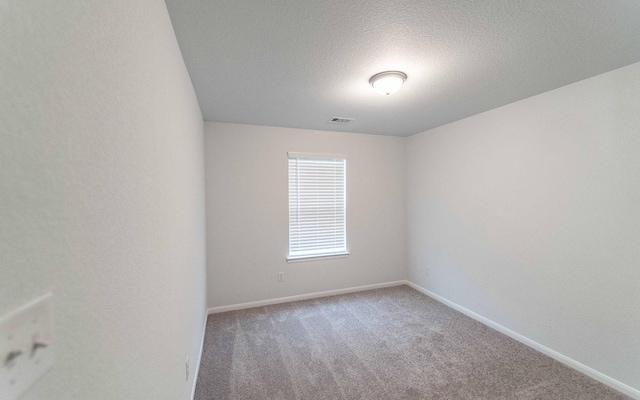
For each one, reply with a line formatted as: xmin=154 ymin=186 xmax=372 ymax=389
xmin=165 ymin=0 xmax=640 ymax=136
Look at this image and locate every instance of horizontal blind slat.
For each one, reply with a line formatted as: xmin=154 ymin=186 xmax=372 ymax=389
xmin=289 ymin=156 xmax=346 ymax=257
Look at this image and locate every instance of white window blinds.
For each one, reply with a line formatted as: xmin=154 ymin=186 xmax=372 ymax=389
xmin=288 ymin=153 xmax=347 ymax=260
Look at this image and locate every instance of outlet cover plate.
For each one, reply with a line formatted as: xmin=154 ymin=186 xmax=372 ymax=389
xmin=0 ymin=293 xmax=54 ymax=400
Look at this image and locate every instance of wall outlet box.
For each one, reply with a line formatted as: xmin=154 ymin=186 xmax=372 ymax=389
xmin=0 ymin=293 xmax=54 ymax=400
xmin=277 ymin=272 xmax=284 ymax=282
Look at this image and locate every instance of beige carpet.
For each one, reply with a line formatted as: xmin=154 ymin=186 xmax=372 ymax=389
xmin=194 ymin=285 xmax=629 ymax=399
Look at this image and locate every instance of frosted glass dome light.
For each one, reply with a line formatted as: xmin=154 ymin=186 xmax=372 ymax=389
xmin=369 ymin=71 xmax=407 ymax=95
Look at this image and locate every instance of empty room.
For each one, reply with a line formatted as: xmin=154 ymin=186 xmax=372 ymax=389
xmin=1 ymin=1 xmax=639 ymax=399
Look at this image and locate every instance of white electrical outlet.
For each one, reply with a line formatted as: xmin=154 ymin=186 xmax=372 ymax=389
xmin=0 ymin=293 xmax=54 ymax=400
xmin=186 ymin=357 xmax=189 ymax=381
xmin=277 ymin=272 xmax=284 ymax=282
xmin=425 ymin=267 xmax=432 ymax=275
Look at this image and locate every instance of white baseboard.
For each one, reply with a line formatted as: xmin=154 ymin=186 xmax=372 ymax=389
xmin=207 ymin=280 xmax=406 ymax=314
xmin=405 ymin=281 xmax=640 ymax=400
xmin=190 ymin=316 xmax=207 ymax=400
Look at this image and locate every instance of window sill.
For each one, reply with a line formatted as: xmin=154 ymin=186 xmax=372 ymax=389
xmin=286 ymin=252 xmax=350 ymax=263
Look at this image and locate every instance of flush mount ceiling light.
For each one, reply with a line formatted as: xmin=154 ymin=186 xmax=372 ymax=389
xmin=369 ymin=71 xmax=407 ymax=95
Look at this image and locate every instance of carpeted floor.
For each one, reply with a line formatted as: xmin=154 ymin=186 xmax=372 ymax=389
xmin=194 ymin=285 xmax=629 ymax=399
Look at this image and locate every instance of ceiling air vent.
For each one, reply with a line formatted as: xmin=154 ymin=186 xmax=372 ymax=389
xmin=327 ymin=117 xmax=354 ymax=125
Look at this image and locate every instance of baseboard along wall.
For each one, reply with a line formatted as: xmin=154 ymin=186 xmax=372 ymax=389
xmin=405 ymin=281 xmax=640 ymax=400
xmin=206 ymin=280 xmax=407 ymax=314
xmin=190 ymin=318 xmax=207 ymax=400
xmin=197 ymin=279 xmax=639 ymax=399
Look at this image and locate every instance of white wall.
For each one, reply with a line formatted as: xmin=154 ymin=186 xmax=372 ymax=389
xmin=407 ymin=62 xmax=640 ymax=391
xmin=205 ymin=122 xmax=406 ymax=307
xmin=0 ymin=1 xmax=206 ymax=399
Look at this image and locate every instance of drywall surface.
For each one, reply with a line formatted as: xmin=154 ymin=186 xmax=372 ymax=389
xmin=0 ymin=1 xmax=206 ymax=399
xmin=205 ymin=122 xmax=406 ymax=307
xmin=407 ymin=62 xmax=640 ymax=391
xmin=166 ymin=0 xmax=640 ymax=136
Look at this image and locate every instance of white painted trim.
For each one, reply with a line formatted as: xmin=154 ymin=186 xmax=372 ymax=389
xmin=287 ymin=152 xmax=348 ymax=160
xmin=405 ymin=281 xmax=640 ymax=400
xmin=190 ymin=316 xmax=207 ymax=400
xmin=286 ymin=252 xmax=349 ymax=263
xmin=207 ymin=280 xmax=406 ymax=314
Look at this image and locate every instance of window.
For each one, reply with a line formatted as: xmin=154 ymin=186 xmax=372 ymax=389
xmin=287 ymin=152 xmax=348 ymax=261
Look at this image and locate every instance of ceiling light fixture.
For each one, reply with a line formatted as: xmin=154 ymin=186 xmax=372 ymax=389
xmin=369 ymin=71 xmax=407 ymax=95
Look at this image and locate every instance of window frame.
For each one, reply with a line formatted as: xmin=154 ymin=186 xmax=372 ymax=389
xmin=286 ymin=152 xmax=349 ymax=262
